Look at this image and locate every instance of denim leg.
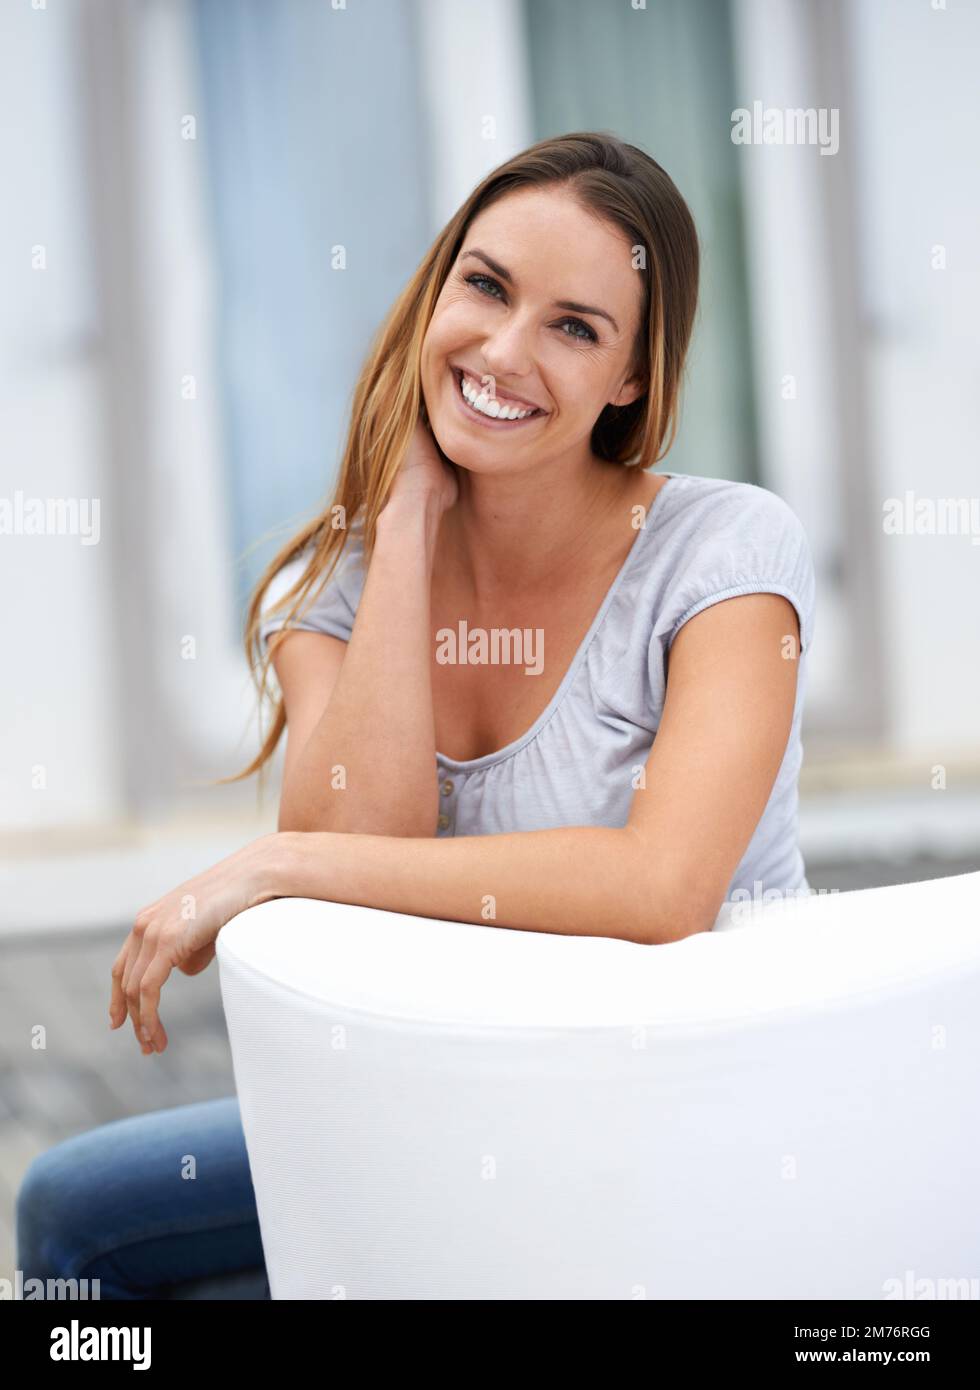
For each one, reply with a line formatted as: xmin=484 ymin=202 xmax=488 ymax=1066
xmin=15 ymin=1096 xmax=268 ymax=1300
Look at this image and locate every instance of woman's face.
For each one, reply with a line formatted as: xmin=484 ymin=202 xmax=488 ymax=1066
xmin=420 ymin=187 xmax=647 ymax=474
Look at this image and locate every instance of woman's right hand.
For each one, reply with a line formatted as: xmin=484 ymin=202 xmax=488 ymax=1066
xmin=386 ymin=417 xmax=459 ymax=516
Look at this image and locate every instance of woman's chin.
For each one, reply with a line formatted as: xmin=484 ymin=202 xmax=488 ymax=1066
xmin=436 ymin=413 xmax=534 ymax=463
xmin=433 ymin=425 xmax=513 ymax=471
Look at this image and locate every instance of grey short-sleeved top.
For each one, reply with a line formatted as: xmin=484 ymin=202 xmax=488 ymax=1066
xmin=260 ymin=472 xmax=816 ymax=901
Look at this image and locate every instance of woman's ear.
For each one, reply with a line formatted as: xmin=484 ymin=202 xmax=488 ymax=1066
xmin=609 ymin=372 xmax=647 ymax=411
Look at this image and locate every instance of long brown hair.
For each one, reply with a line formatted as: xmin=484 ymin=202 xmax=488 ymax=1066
xmin=222 ymin=130 xmax=700 ymax=786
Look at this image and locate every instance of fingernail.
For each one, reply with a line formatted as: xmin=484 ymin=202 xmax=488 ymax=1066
xmin=140 ymin=1026 xmax=150 ymax=1042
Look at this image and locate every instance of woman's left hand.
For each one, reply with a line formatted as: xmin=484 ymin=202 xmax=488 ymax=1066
xmin=109 ymin=834 xmax=283 ymax=1055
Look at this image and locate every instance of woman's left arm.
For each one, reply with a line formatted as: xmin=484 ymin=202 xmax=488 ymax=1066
xmin=112 ymin=591 xmax=801 ymax=1054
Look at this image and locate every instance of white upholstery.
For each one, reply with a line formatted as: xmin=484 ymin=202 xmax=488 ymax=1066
xmin=217 ymin=871 xmax=980 ymax=1299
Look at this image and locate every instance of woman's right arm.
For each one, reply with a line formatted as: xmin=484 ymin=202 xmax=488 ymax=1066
xmin=272 ymin=422 xmax=456 ymax=838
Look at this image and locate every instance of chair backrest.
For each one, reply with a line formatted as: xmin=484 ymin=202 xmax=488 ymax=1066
xmin=217 ymin=871 xmax=980 ymax=1299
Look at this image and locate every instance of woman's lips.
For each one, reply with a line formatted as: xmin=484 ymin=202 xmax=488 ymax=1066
xmin=448 ymin=366 xmax=546 ymax=429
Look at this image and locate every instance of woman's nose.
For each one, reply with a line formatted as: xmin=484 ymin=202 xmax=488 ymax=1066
xmin=479 ymin=322 xmax=535 ymax=380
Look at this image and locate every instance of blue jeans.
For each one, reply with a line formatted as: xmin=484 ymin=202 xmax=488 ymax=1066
xmin=15 ymin=1096 xmax=269 ymax=1300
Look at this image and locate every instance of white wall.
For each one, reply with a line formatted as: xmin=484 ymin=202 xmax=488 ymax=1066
xmin=733 ymin=0 xmax=980 ymax=763
xmin=415 ymin=0 xmax=533 ymax=229
xmin=0 ymin=0 xmax=265 ymax=837
xmin=848 ymin=0 xmax=980 ymax=755
xmin=0 ymin=0 xmax=123 ymax=831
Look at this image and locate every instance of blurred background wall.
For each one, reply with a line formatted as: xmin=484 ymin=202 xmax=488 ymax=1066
xmin=1 ymin=0 xmax=978 ymax=1278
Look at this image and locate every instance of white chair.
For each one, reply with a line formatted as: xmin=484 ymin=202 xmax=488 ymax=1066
xmin=216 ymin=870 xmax=980 ymax=1300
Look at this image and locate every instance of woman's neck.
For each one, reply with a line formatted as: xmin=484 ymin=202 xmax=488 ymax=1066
xmin=437 ymin=452 xmax=646 ymax=602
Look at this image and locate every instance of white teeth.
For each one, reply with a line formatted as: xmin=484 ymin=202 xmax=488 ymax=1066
xmin=460 ymin=373 xmax=537 ymax=421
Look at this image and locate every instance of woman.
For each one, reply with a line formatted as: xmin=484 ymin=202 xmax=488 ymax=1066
xmin=16 ymin=132 xmax=814 ymax=1299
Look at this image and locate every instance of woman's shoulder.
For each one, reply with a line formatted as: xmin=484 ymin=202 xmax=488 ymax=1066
xmin=258 ymin=514 xmax=368 ymax=648
xmin=655 ymin=470 xmax=808 ymax=536
xmin=614 ymin=471 xmax=816 ymax=655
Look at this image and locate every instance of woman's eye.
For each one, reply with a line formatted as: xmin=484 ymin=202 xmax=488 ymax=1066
xmin=463 ymin=273 xmax=598 ymax=343
xmin=466 ymin=273 xmax=504 ymax=300
xmin=558 ymin=317 xmax=598 ymax=343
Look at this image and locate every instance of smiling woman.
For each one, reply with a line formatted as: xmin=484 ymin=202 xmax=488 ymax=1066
xmin=104 ymin=129 xmax=812 ymax=1001
xmin=18 ymin=131 xmax=815 ymax=1301
xmin=452 ymin=366 xmax=545 ymax=422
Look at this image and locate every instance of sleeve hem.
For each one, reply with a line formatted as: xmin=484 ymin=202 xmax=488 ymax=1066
xmin=261 ymin=618 xmax=352 ymax=648
xmin=669 ymin=581 xmax=810 ymax=654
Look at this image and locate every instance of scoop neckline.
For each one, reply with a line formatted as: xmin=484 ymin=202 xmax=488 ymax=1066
xmin=436 ymin=472 xmax=682 ymax=773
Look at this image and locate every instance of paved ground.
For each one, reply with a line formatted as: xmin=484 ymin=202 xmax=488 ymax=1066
xmin=1 ymin=851 xmax=977 ymax=1287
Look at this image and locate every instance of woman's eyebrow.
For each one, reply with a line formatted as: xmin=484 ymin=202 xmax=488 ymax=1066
xmin=460 ymin=247 xmax=620 ymax=333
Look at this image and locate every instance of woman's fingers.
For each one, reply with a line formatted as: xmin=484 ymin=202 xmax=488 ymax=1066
xmin=122 ymin=930 xmax=157 ymax=1048
xmin=109 ymin=941 xmax=131 ymax=1029
xmin=137 ymin=953 xmax=174 ymax=1053
xmin=110 ymin=934 xmax=154 ymax=1054
xmin=109 ymin=928 xmax=170 ymax=1054
xmin=107 ymin=845 xmax=253 ymax=1053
